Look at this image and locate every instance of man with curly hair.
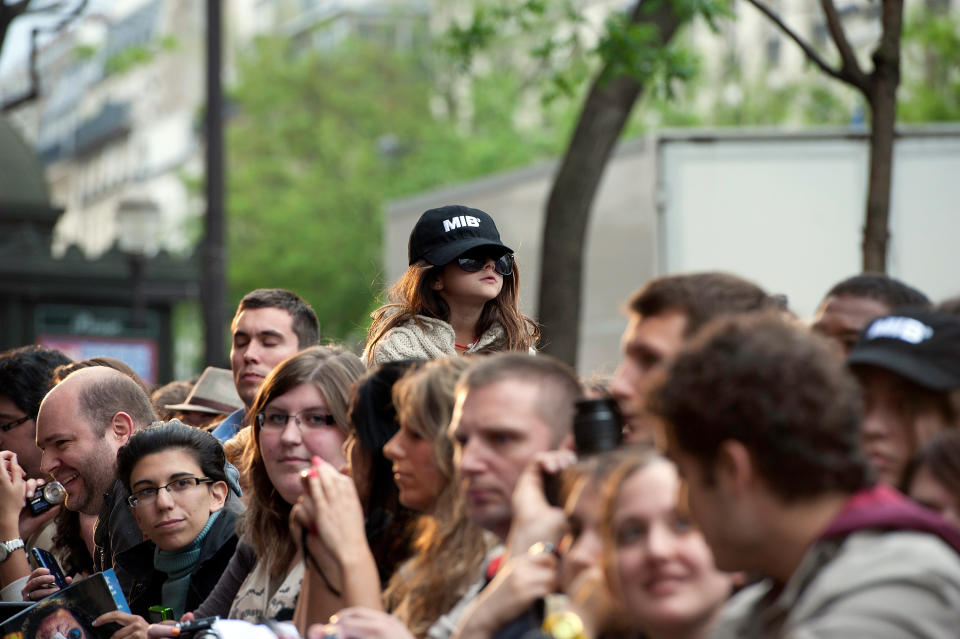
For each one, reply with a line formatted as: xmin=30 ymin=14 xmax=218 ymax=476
xmin=650 ymin=313 xmax=960 ymax=638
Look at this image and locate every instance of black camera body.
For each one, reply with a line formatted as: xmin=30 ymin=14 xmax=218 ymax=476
xmin=27 ymin=481 xmax=66 ymax=516
xmin=573 ymin=397 xmax=623 ymax=455
xmin=178 ymin=617 xmax=221 ymax=638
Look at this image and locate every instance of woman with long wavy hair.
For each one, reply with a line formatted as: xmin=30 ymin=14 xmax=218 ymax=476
xmin=193 ymin=345 xmax=364 ymax=622
xmin=293 ymin=356 xmax=493 ymax=639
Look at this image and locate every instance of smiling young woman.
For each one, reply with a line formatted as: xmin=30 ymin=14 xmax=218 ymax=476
xmin=602 ymin=453 xmax=737 ymax=639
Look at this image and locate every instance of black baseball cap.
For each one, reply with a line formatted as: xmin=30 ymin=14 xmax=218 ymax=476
xmin=847 ymin=309 xmax=960 ymax=391
xmin=408 ymin=205 xmax=512 ymax=266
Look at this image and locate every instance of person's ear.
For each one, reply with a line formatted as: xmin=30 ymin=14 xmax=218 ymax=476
xmin=432 ymin=278 xmax=443 ymax=291
xmin=209 ymin=481 xmax=228 ymax=512
xmin=111 ymin=412 xmax=136 ymax=446
xmin=715 ymin=440 xmax=754 ymax=495
xmin=130 ymin=502 xmax=145 ymax=534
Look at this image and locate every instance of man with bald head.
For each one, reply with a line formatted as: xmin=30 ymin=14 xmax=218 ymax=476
xmin=36 ymin=366 xmax=157 ymax=592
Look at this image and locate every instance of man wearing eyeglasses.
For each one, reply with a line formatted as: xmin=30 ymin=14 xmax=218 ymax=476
xmin=210 ymin=288 xmax=320 ymax=443
xmin=0 ymin=345 xmax=71 ymax=601
xmin=35 ymin=366 xmax=158 ymax=595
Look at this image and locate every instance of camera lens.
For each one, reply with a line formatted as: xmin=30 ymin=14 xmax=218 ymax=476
xmin=573 ymin=398 xmax=623 ymax=455
xmin=41 ymin=481 xmax=66 ymax=505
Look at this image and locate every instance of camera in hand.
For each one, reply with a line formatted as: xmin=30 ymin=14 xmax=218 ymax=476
xmin=28 ymin=548 xmax=68 ymax=589
xmin=573 ymin=398 xmax=623 ymax=455
xmin=178 ymin=616 xmax=220 ymax=638
xmin=27 ymin=481 xmax=66 ymax=516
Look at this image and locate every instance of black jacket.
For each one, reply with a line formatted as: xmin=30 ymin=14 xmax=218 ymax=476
xmin=94 ymin=480 xmax=143 ymax=594
xmin=94 ymin=463 xmax=244 ymax=595
xmin=114 ymin=504 xmax=241 ymax=618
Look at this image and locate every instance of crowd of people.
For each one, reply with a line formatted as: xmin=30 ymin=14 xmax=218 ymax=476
xmin=1 ymin=203 xmax=959 ymax=639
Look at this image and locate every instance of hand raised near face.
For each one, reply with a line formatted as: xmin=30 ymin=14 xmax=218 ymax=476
xmin=296 ymin=456 xmax=368 ymax=566
xmin=0 ymin=451 xmax=27 ymax=526
xmin=506 ymin=449 xmax=577 ymax=558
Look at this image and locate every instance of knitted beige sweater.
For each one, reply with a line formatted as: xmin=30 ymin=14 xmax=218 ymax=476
xmin=362 ymin=315 xmax=507 ymax=367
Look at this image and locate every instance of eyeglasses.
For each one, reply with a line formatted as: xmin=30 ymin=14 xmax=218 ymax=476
xmin=127 ymin=476 xmax=213 ymax=507
xmin=456 ymin=250 xmax=514 ymax=276
xmin=0 ymin=415 xmax=30 ymax=433
xmin=257 ymin=410 xmax=337 ymax=431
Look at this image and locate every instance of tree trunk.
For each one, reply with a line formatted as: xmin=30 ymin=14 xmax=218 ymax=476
xmin=861 ymin=0 xmax=903 ymax=273
xmin=537 ymin=1 xmax=682 ymax=367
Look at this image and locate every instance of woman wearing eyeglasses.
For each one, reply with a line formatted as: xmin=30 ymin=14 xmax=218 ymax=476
xmin=363 ymin=205 xmax=539 ymax=367
xmin=86 ymin=420 xmax=241 ymax=635
xmin=188 ymin=345 xmax=364 ymax=624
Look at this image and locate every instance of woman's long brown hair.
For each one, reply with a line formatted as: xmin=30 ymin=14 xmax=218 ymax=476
xmin=240 ymin=345 xmax=364 ymax=577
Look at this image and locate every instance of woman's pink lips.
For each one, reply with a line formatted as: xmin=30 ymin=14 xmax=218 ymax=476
xmin=644 ymin=573 xmax=688 ymax=595
xmin=156 ymin=519 xmax=184 ymax=529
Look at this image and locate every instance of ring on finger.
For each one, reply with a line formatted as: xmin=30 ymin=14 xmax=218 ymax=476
xmin=527 ymin=541 xmax=556 ymax=557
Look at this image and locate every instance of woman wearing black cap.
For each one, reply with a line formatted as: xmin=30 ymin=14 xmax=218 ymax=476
xmin=363 ymin=205 xmax=539 ymax=367
xmin=848 ymin=308 xmax=960 ymax=486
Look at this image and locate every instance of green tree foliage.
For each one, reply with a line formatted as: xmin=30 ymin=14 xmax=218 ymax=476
xmin=639 ymin=3 xmax=959 ymax=128
xmin=446 ymin=0 xmax=728 ymax=105
xmin=226 ymin=36 xmax=569 ymax=345
xmin=899 ymin=6 xmax=960 ymax=121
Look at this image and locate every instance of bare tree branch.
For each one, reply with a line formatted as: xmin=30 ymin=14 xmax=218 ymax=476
xmin=820 ymin=0 xmax=869 ymax=91
xmin=744 ymin=0 xmax=859 ymax=88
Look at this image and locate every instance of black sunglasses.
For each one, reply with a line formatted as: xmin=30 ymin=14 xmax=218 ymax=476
xmin=456 ymin=251 xmax=514 ymax=276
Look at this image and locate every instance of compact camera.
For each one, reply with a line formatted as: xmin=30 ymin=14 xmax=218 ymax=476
xmin=177 ymin=617 xmax=220 ymax=638
xmin=27 ymin=481 xmax=66 ymax=516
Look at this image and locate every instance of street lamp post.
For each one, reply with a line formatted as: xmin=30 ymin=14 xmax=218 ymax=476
xmin=116 ymin=198 xmax=160 ymax=328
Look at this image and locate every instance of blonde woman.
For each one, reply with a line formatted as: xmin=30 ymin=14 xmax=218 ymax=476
xmin=294 ymin=357 xmax=493 ymax=639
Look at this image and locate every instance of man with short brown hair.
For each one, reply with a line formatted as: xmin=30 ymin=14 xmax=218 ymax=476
xmin=212 ymin=288 xmax=319 ymax=442
xmin=610 ymin=272 xmax=778 ymax=443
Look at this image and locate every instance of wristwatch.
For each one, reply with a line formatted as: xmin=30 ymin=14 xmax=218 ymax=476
xmin=0 ymin=538 xmax=24 ymax=563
